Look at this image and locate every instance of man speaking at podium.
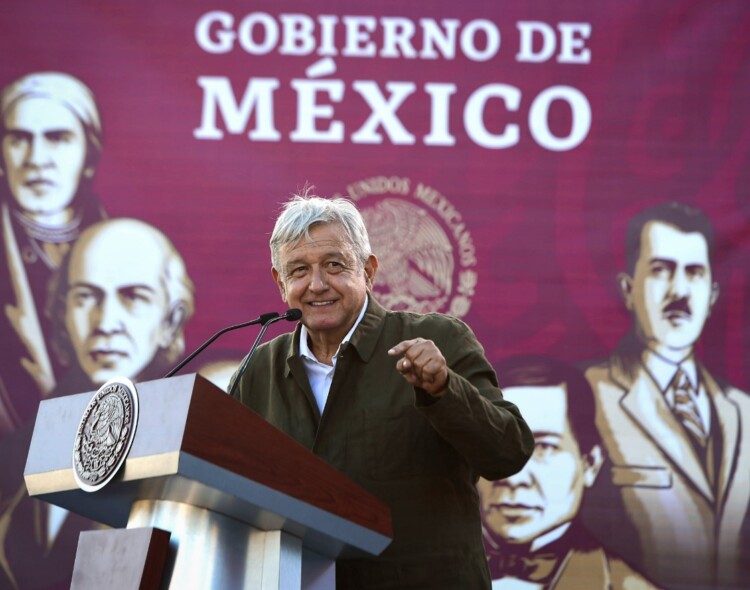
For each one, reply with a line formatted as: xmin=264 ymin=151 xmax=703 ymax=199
xmin=231 ymin=192 xmax=533 ymax=589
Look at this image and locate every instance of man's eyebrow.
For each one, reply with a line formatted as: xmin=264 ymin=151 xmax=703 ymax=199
xmin=648 ymin=257 xmax=677 ymax=266
xmin=6 ymin=126 xmax=74 ymax=133
xmin=3 ymin=128 xmax=33 ymax=137
xmin=283 ymin=258 xmax=307 ymax=269
xmin=44 ymin=128 xmax=76 ymax=136
xmin=68 ymin=281 xmax=103 ymax=292
xmin=6 ymin=127 xmax=78 ymax=140
xmin=119 ymin=284 xmax=158 ymax=293
xmin=649 ymin=257 xmax=707 ymax=269
xmin=284 ymin=250 xmax=348 ymax=267
xmin=68 ymin=282 xmax=158 ymax=293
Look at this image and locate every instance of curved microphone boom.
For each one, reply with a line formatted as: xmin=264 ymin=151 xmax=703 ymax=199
xmin=164 ymin=311 xmax=281 ymax=378
xmin=227 ymin=308 xmax=301 ymax=397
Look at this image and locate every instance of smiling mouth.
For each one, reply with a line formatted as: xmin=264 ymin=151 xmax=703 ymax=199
xmin=308 ymin=301 xmax=335 ymax=307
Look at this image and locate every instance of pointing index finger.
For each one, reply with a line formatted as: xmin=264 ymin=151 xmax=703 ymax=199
xmin=388 ymin=338 xmax=420 ymax=356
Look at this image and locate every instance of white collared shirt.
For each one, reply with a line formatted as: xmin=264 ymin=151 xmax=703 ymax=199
xmin=492 ymin=578 xmax=542 ymax=589
xmin=643 ymin=349 xmax=711 ymax=436
xmin=299 ymin=295 xmax=368 ymax=415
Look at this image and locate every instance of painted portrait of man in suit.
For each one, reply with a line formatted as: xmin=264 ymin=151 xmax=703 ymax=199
xmin=478 ymin=356 xmax=656 ymax=590
xmin=584 ymin=201 xmax=750 ymax=589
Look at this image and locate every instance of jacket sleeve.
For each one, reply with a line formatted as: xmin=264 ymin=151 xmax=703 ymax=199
xmin=414 ymin=316 xmax=534 ymax=481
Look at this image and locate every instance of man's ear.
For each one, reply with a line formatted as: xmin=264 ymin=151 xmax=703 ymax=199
xmin=709 ymin=281 xmax=720 ymax=313
xmin=583 ymin=444 xmax=604 ymax=488
xmin=617 ymin=272 xmax=634 ymax=311
xmin=159 ymin=302 xmax=188 ymax=348
xmin=364 ymin=255 xmax=378 ymax=290
xmin=272 ymin=267 xmax=287 ymax=303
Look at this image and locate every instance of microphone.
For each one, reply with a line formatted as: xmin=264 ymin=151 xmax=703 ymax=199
xmin=227 ymin=308 xmax=302 ymax=397
xmin=164 ymin=311 xmax=281 ymax=378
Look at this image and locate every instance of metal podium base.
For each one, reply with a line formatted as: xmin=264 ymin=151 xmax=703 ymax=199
xmin=128 ymin=499 xmax=334 ymax=589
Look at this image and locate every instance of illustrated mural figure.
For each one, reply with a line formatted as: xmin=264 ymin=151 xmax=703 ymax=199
xmin=0 ymin=217 xmax=194 ymax=590
xmin=479 ymin=355 xmax=656 ymax=589
xmin=48 ymin=217 xmax=195 ymax=394
xmin=0 ymin=72 xmax=107 ymax=436
xmin=584 ymin=201 xmax=750 ymax=589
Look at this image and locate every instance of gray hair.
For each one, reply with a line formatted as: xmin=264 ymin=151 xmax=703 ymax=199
xmin=270 ymin=193 xmax=372 ymax=272
xmin=1 ymin=72 xmax=103 ymax=168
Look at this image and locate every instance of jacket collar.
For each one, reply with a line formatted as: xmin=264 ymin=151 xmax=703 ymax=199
xmin=284 ymin=294 xmax=387 ymax=375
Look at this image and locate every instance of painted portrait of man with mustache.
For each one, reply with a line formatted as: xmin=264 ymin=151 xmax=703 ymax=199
xmin=619 ymin=212 xmax=717 ymax=362
xmin=583 ymin=202 xmax=750 ymax=590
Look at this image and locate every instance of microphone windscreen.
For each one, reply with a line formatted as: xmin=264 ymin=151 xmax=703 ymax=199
xmin=284 ymin=308 xmax=302 ymax=321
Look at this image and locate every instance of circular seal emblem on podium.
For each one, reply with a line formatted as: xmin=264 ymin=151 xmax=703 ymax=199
xmin=73 ymin=377 xmax=139 ymax=492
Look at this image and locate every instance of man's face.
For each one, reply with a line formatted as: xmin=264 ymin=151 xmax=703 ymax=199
xmin=477 ymin=385 xmax=601 ymax=545
xmin=622 ymin=221 xmax=717 ymax=357
xmin=2 ymin=96 xmax=87 ymax=219
xmin=65 ymin=230 xmax=172 ymax=386
xmin=273 ymin=222 xmax=377 ymax=345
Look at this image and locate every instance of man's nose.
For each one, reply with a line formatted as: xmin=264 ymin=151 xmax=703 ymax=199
xmin=308 ymin=266 xmax=329 ymax=292
xmin=669 ymin=268 xmax=690 ymax=298
xmin=93 ymin=297 xmax=126 ymax=334
xmin=501 ymin=465 xmax=535 ymax=488
xmin=25 ymin=137 xmax=52 ymax=167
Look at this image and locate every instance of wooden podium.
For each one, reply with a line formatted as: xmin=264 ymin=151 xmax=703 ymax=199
xmin=24 ymin=374 xmax=392 ymax=589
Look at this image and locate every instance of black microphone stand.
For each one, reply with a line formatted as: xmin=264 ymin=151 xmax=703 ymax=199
xmin=228 ymin=309 xmax=301 ymax=397
xmin=164 ymin=312 xmax=280 ymax=378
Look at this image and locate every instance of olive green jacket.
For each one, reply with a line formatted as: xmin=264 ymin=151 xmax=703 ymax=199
xmin=232 ymin=297 xmax=533 ymax=589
